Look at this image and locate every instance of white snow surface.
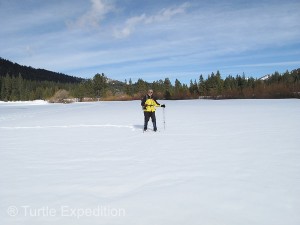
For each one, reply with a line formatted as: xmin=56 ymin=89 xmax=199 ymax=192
xmin=1 ymin=99 xmax=300 ymax=225
xmin=0 ymin=100 xmax=48 ymax=105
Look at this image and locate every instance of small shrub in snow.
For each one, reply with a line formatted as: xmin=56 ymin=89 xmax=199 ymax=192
xmin=48 ymin=89 xmax=74 ymax=103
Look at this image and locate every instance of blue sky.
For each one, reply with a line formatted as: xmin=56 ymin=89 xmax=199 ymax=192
xmin=1 ymin=0 xmax=300 ymax=83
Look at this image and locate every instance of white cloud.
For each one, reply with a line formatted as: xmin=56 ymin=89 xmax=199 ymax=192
xmin=145 ymin=2 xmax=190 ymax=24
xmin=114 ymin=14 xmax=146 ymax=38
xmin=114 ymin=2 xmax=190 ymax=38
xmin=68 ymin=0 xmax=114 ymax=29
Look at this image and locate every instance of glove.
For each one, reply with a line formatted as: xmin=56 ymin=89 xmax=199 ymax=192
xmin=161 ymin=104 xmax=166 ymax=108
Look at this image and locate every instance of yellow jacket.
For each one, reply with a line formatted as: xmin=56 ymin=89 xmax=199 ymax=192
xmin=141 ymin=95 xmax=160 ymax=112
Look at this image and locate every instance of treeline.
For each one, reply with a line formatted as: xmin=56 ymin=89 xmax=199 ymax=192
xmin=195 ymin=70 xmax=300 ymax=99
xmin=0 ymin=74 xmax=75 ymax=101
xmin=0 ymin=58 xmax=299 ymax=101
xmin=67 ymin=70 xmax=300 ymax=100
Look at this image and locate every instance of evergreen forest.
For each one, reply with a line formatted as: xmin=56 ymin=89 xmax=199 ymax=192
xmin=1 ymin=57 xmax=299 ymax=101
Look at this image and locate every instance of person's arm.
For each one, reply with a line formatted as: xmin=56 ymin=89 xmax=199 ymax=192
xmin=154 ymin=99 xmax=160 ymax=106
xmin=153 ymin=96 xmax=163 ymax=106
xmin=141 ymin=95 xmax=147 ymax=106
xmin=153 ymin=97 xmax=165 ymax=108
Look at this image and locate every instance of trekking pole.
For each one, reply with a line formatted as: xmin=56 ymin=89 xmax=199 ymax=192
xmin=163 ymin=107 xmax=166 ymax=130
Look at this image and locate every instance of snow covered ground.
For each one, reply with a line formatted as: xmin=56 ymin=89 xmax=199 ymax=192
xmin=1 ymin=99 xmax=300 ymax=225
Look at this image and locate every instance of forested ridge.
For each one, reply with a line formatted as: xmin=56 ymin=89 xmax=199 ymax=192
xmin=0 ymin=57 xmax=299 ymax=101
xmin=0 ymin=57 xmax=82 ymax=83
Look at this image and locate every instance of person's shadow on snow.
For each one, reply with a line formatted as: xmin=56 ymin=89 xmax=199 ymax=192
xmin=133 ymin=125 xmax=144 ymax=130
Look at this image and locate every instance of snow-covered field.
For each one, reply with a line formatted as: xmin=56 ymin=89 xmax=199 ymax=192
xmin=1 ymin=99 xmax=300 ymax=225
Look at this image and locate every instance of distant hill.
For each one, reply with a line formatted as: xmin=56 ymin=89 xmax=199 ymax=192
xmin=0 ymin=57 xmax=83 ymax=83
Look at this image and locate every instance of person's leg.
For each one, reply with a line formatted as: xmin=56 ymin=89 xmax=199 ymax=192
xmin=144 ymin=112 xmax=150 ymax=131
xmin=151 ymin=112 xmax=157 ymax=131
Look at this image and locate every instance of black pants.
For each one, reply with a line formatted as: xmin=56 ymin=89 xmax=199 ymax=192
xmin=144 ymin=111 xmax=157 ymax=130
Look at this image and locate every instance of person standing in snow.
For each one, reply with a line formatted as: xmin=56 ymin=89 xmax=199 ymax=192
xmin=141 ymin=89 xmax=165 ymax=132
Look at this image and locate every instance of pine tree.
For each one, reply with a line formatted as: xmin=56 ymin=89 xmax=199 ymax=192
xmin=125 ymin=78 xmax=133 ymax=96
xmin=0 ymin=77 xmax=5 ymax=100
xmin=174 ymin=79 xmax=183 ymax=99
xmin=198 ymin=74 xmax=205 ymax=96
xmin=93 ymin=73 xmax=108 ymax=98
xmin=135 ymin=79 xmax=148 ymax=95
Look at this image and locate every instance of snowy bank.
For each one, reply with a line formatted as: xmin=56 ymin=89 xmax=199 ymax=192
xmin=0 ymin=100 xmax=48 ymax=106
